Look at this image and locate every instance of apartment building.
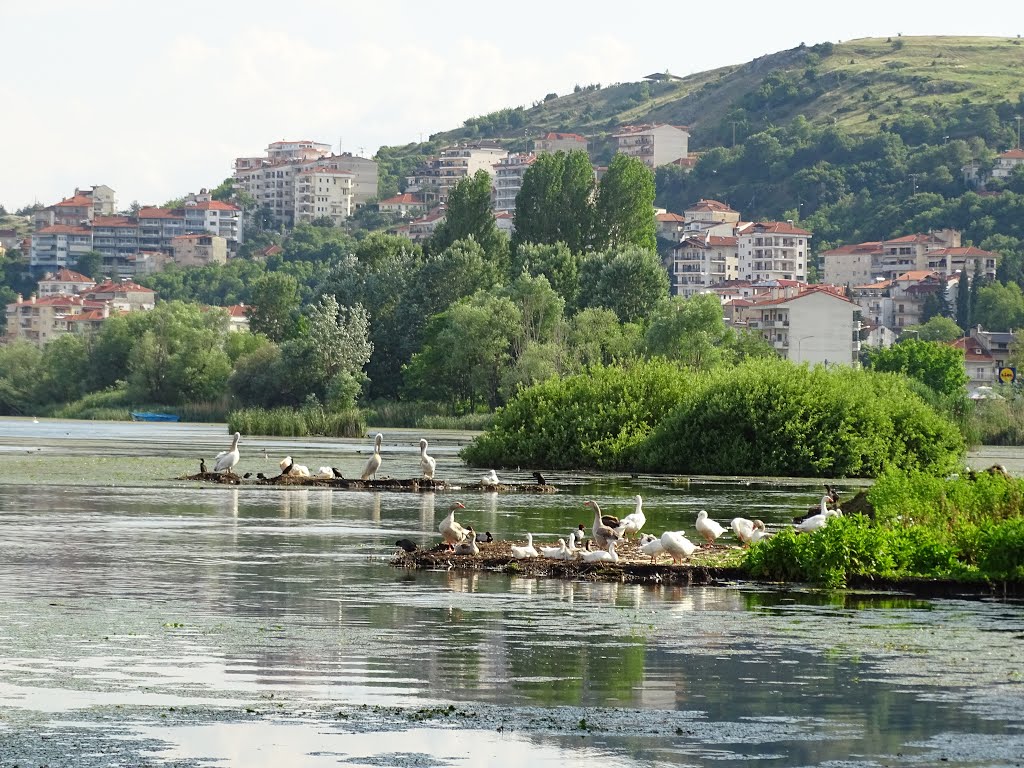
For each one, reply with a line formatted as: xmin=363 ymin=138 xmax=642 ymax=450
xmin=171 ymin=234 xmax=228 ymax=268
xmin=655 ymin=212 xmax=686 ymax=241
xmin=613 ymin=124 xmax=690 ymax=168
xmin=744 ymin=287 xmax=861 ymax=365
xmin=5 ymin=294 xmax=108 ymax=345
xmin=84 ymin=279 xmax=156 ymax=311
xmin=33 ymin=185 xmax=116 ymax=231
xmin=406 ymin=143 xmax=506 ymax=204
xmin=493 ymin=153 xmax=535 ymax=213
xmin=29 ymin=225 xmax=93 ymax=272
xmin=821 ymin=230 xmax=995 ymax=285
xmin=533 ymin=132 xmax=589 ymax=155
xmin=684 ymin=199 xmax=740 ymax=225
xmin=37 ymin=268 xmax=96 ymax=297
xmin=666 ymin=235 xmax=739 ymax=297
xmin=737 ymin=221 xmax=812 ymax=282
xmin=181 ymin=200 xmax=242 ymax=244
xmin=991 ymin=148 xmax=1024 ymax=179
xmin=378 ymin=193 xmax=428 ymax=217
xmin=293 ymin=167 xmax=355 ymax=226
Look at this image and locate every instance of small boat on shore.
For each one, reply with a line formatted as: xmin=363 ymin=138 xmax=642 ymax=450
xmin=131 ymin=412 xmax=180 ymax=422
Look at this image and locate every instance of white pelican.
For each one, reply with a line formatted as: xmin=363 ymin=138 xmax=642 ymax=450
xmin=615 ymin=495 xmax=646 ymax=538
xmin=695 ymin=510 xmax=726 ymax=545
xmin=511 ymin=533 xmax=538 ymax=559
xmin=581 ymin=540 xmax=619 ymax=564
xmin=360 ymin=433 xmax=383 ymax=481
xmin=585 ymin=500 xmax=622 ymax=550
xmin=214 ymin=432 xmax=241 ymax=474
xmin=482 ymin=469 xmax=499 ymax=486
xmin=419 ymin=438 xmax=436 ymax=480
xmin=438 ymin=501 xmax=468 ymax=548
xmin=661 ymin=531 xmax=698 ymax=564
xmin=279 ymin=457 xmax=310 ymax=477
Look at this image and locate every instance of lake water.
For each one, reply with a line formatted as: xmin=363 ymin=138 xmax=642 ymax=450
xmin=0 ymin=418 xmax=1021 ymax=767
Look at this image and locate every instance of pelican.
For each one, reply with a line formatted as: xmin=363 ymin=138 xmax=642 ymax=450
xmin=511 ymin=533 xmax=538 ymax=559
xmin=361 ymin=433 xmax=383 ymax=480
xmin=581 ymin=540 xmax=619 ymax=564
xmin=482 ymin=469 xmax=499 ymax=486
xmin=438 ymin=501 xmax=468 ymax=548
xmin=640 ymin=533 xmax=665 ymax=562
xmin=661 ymin=531 xmax=698 ymax=564
xmin=586 ymin=500 xmax=622 ymax=549
xmin=615 ymin=495 xmax=646 ymax=539
xmin=280 ymin=457 xmax=310 ymax=477
xmin=213 ymin=432 xmax=241 ymax=474
xmin=696 ymin=510 xmax=727 ymax=546
xmin=419 ymin=438 xmax=436 ymax=480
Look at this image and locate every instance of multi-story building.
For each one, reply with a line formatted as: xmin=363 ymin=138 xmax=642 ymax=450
xmin=37 ymin=268 xmax=96 ymax=297
xmin=666 ymin=235 xmax=739 ymax=297
xmin=90 ymin=215 xmax=139 ymax=278
xmin=850 ymin=270 xmax=958 ymax=332
xmin=293 ymin=167 xmax=355 ymax=226
xmin=171 ymin=234 xmax=227 ymax=268
xmin=5 ymin=294 xmax=108 ymax=345
xmin=33 ymin=186 xmax=116 ymax=231
xmin=29 ymin=225 xmax=93 ymax=272
xmin=684 ymin=199 xmax=740 ymax=226
xmin=991 ymin=148 xmax=1024 ymax=179
xmin=406 ymin=143 xmax=506 ymax=204
xmin=744 ymin=287 xmax=861 ymax=365
xmin=737 ymin=222 xmax=812 ymax=282
xmin=613 ymin=124 xmax=690 ymax=168
xmin=394 ymin=208 xmax=446 ymax=242
xmin=378 ymin=193 xmax=427 ymax=217
xmin=820 ymin=230 xmax=994 ymax=285
xmin=181 ymin=200 xmax=242 ymax=245
xmin=84 ymin=279 xmax=156 ymax=312
xmin=493 ymin=153 xmax=535 ymax=213
xmin=655 ymin=212 xmax=686 ymax=241
xmin=533 ymin=132 xmax=589 ymax=155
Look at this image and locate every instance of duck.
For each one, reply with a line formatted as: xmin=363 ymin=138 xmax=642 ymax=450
xmin=695 ymin=510 xmax=727 ymax=546
xmin=213 ymin=432 xmax=241 ymax=474
xmin=795 ymin=508 xmax=841 ymax=534
xmin=615 ymin=495 xmax=646 ymax=539
xmin=199 ymin=458 xmax=207 ymax=474
xmin=581 ymin=540 xmax=619 ymax=564
xmin=438 ymin=501 xmax=468 ymax=548
xmin=570 ymin=524 xmax=586 ymax=545
xmin=532 ymin=471 xmax=546 ymax=485
xmin=482 ymin=469 xmax=500 ymax=486
xmin=640 ymin=533 xmax=665 ymax=563
xmin=731 ymin=517 xmax=756 ymax=545
xmin=360 ymin=433 xmax=383 ymax=480
xmin=474 ymin=531 xmax=494 ymax=543
xmin=565 ymin=535 xmax=582 ymax=559
xmin=510 ymin=533 xmax=539 ymax=559
xmin=454 ymin=528 xmax=480 ymax=556
xmin=539 ymin=538 xmax=568 ymax=559
xmin=419 ymin=438 xmax=436 ymax=480
xmin=661 ymin=531 xmax=698 ymax=564
xmin=585 ymin=500 xmax=622 ymax=550
xmin=749 ymin=521 xmax=771 ymax=544
xmin=395 ymin=538 xmax=418 ymax=553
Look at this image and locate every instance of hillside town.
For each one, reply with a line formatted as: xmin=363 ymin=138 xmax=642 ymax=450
xmin=3 ymin=121 xmax=1023 ymax=396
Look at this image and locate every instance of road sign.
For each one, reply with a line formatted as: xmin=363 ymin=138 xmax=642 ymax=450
xmin=998 ymin=366 xmax=1017 ymax=384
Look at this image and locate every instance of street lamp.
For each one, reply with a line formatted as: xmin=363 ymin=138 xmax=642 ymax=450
xmin=796 ymin=334 xmax=815 ymax=362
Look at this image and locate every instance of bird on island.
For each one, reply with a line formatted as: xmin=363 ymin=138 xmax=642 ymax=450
xmin=532 ymin=471 xmax=546 ymax=486
xmin=660 ymin=531 xmax=699 ymax=564
xmin=419 ymin=438 xmax=436 ymax=480
xmin=731 ymin=517 xmax=757 ymax=545
xmin=640 ymin=533 xmax=665 ymax=563
xmin=539 ymin=538 xmax=568 ymax=559
xmin=242 ymin=472 xmax=252 ymax=479
xmin=279 ymin=456 xmax=294 ymax=476
xmin=571 ymin=524 xmax=586 ymax=545
xmin=315 ymin=466 xmax=334 ymax=478
xmin=615 ymin=495 xmax=646 ymax=539
xmin=395 ymin=538 xmax=418 ymax=553
xmin=510 ymin=533 xmax=539 ymax=559
xmin=565 ymin=535 xmax=582 ymax=559
xmin=695 ymin=510 xmax=727 ymax=546
xmin=474 ymin=531 xmax=494 ymax=543
xmin=586 ymin=500 xmax=623 ymax=550
xmin=279 ymin=457 xmax=310 ymax=477
xmin=213 ymin=432 xmax=241 ymax=474
xmin=795 ymin=507 xmax=841 ymax=534
xmin=795 ymin=492 xmax=841 ymax=524
xmin=454 ymin=528 xmax=480 ymax=556
xmin=581 ymin=540 xmax=619 ymax=564
xmin=482 ymin=469 xmax=500 ymax=486
xmin=749 ymin=521 xmax=771 ymax=544
xmin=199 ymin=458 xmax=207 ymax=474
xmin=256 ymin=472 xmax=267 ymax=480
xmin=361 ymin=433 xmax=383 ymax=481
xmin=438 ymin=501 xmax=468 ymax=549
xmin=331 ymin=467 xmax=344 ymax=479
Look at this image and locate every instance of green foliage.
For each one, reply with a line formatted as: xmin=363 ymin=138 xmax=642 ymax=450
xmin=429 ymin=170 xmax=508 ymax=266
xmin=579 ymin=246 xmax=669 ymax=323
xmin=968 ymin=394 xmax=1024 ymax=446
xmin=510 ymin=242 xmax=581 ymax=308
xmin=643 ymin=294 xmax=731 ymax=369
xmin=593 ymin=154 xmax=657 ymax=252
xmin=247 ymin=272 xmax=301 ymax=342
xmin=907 ymin=315 xmax=963 ymax=342
xmin=227 ymin=406 xmax=365 ymax=438
xmin=973 ymin=281 xmax=1024 ymax=332
xmin=512 ymin=150 xmax=596 ymax=255
xmin=0 ymin=341 xmax=44 ymax=415
xmin=863 ymin=337 xmax=969 ymax=398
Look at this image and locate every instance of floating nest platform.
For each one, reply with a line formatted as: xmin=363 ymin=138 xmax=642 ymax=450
xmin=178 ymin=471 xmax=557 ymax=494
xmin=391 ymin=537 xmax=746 ymax=585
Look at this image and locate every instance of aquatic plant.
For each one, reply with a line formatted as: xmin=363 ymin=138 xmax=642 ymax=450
xmin=227 ymin=406 xmax=365 ymax=437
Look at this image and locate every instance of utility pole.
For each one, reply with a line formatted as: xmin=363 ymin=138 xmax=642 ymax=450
xmin=730 ymin=121 xmax=739 ymax=147
xmin=909 ymin=173 xmax=919 ymax=195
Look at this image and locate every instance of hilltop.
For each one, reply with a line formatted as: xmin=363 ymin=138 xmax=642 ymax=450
xmin=376 ymin=36 xmax=1024 ymax=193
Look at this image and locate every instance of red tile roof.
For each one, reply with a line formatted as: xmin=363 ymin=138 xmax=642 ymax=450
xmin=54 ymin=195 xmax=93 ymax=208
xmin=42 ymin=268 xmax=94 ymax=283
xmin=226 ymin=304 xmax=249 ymax=318
xmin=894 ymin=270 xmax=938 ymax=282
xmin=541 ymin=132 xmax=587 ymax=142
xmin=742 ymin=221 xmax=812 ymax=236
xmin=656 ymin=213 xmax=686 ymax=223
xmin=91 ymin=216 xmax=136 ymax=227
xmin=185 ymin=200 xmax=240 ymax=212
xmin=379 ymin=193 xmax=425 ymax=205
xmin=928 ymin=246 xmax=999 ymax=258
xmin=949 ymin=337 xmax=992 ymax=362
xmin=751 ymin=285 xmax=856 ymax=307
xmin=35 ymin=225 xmax=92 ymax=235
xmin=137 ymin=207 xmax=181 ymax=219
xmin=67 ymin=309 xmax=109 ymax=322
xmin=687 ymin=199 xmax=735 ymax=213
xmin=88 ymin=280 xmax=155 ymax=294
xmin=999 ymin=148 xmax=1024 ymax=159
xmin=822 ymin=242 xmax=882 ymax=256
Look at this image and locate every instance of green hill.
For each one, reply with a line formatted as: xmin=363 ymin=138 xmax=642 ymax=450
xmin=376 ymin=36 xmax=1024 ymax=194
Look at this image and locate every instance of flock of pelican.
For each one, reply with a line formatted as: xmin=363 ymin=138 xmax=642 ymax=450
xmin=414 ymin=489 xmax=844 ymax=566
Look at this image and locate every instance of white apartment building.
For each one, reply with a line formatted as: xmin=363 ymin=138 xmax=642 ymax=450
xmin=991 ymin=148 xmax=1024 ymax=179
xmin=533 ymin=132 xmax=589 ymax=155
xmin=684 ymin=199 xmax=740 ymax=225
xmin=37 ymin=268 xmax=96 ymax=297
xmin=613 ymin=124 xmax=690 ymax=168
xmin=406 ymin=144 xmax=507 ymax=204
xmin=293 ymin=167 xmax=355 ymax=226
xmin=737 ymin=222 xmax=811 ymax=282
xmin=182 ymin=200 xmax=243 ymax=244
xmin=29 ymin=225 xmax=93 ymax=272
xmin=493 ymin=153 xmax=535 ymax=213
xmin=746 ymin=287 xmax=861 ymax=365
xmin=666 ymin=235 xmax=739 ymax=297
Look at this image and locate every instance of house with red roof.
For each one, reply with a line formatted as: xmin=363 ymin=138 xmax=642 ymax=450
xmin=666 ymin=235 xmax=739 ymax=297
xmin=37 ymin=268 xmax=96 ymax=297
xmin=992 ymin=148 xmax=1024 ymax=179
xmin=737 ymin=222 xmax=812 ymax=283
xmin=5 ymin=293 xmax=109 ymax=345
xmin=533 ymin=132 xmax=589 ymax=155
xmin=821 ymin=229 xmax=988 ymax=285
xmin=84 ymin=279 xmax=156 ymax=312
xmin=378 ymin=193 xmax=427 ymax=217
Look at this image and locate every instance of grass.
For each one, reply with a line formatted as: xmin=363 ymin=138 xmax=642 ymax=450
xmin=361 ymin=400 xmax=493 ymax=431
xmin=227 ymin=406 xmax=366 ymax=437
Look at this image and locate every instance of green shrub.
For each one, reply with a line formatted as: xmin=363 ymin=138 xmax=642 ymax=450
xmin=227 ymin=407 xmax=365 ymax=437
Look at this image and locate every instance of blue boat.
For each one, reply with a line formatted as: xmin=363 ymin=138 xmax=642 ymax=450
xmin=130 ymin=412 xmax=180 ymax=422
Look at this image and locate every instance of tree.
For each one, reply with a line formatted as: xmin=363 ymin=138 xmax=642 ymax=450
xmin=973 ymin=281 xmax=1024 ymax=332
xmin=71 ymin=250 xmax=104 ymax=281
xmin=509 ymin=242 xmax=580 ymax=308
xmin=863 ymin=337 xmax=968 ymax=398
xmin=512 ymin=150 xmax=596 ymax=254
xmin=956 ymin=267 xmax=971 ymax=330
xmin=354 ymin=232 xmax=422 ymax=269
xmin=429 ymin=170 xmax=508 ymax=267
xmin=0 ymin=341 xmax=43 ymax=414
xmin=909 ymin=315 xmax=963 ymax=342
xmin=38 ymin=334 xmax=90 ymax=403
xmin=594 ymin=154 xmax=657 ymax=252
xmin=247 ymin=272 xmax=301 ymax=342
xmin=969 ymin=260 xmax=983 ymax=329
xmin=579 ymin=246 xmax=669 ymax=323
xmin=644 ymin=294 xmax=729 ymax=369
xmin=503 ymin=274 xmax=565 ymax=358
xmin=565 ymin=308 xmax=642 ymax=368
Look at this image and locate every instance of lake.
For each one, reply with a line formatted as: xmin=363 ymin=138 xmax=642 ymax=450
xmin=0 ymin=418 xmax=1021 ymax=767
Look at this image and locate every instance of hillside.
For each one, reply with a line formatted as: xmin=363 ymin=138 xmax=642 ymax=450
xmin=376 ymin=36 xmax=1024 ymax=194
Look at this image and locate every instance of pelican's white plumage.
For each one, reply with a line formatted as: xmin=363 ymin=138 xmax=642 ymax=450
xmin=511 ymin=533 xmax=538 ymax=559
xmin=438 ymin=501 xmax=468 ymax=547
xmin=581 ymin=540 xmax=619 ymax=564
xmin=482 ymin=469 xmax=499 ymax=486
xmin=661 ymin=531 xmax=698 ymax=564
xmin=615 ymin=495 xmax=646 ymax=539
xmin=695 ymin=510 xmax=727 ymax=545
xmin=361 ymin=433 xmax=383 ymax=481
xmin=214 ymin=432 xmax=241 ymax=473
xmin=419 ymin=438 xmax=436 ymax=480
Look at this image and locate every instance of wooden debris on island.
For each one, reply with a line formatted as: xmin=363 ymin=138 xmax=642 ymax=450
xmin=390 ymin=536 xmax=746 ymax=586
xmin=177 ymin=471 xmax=557 ymax=493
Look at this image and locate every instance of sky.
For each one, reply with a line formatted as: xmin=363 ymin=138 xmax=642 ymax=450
xmin=1 ymin=0 xmax=1021 ymax=210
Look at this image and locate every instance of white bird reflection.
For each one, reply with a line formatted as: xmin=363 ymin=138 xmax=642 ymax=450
xmin=419 ymin=492 xmax=436 ymax=532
